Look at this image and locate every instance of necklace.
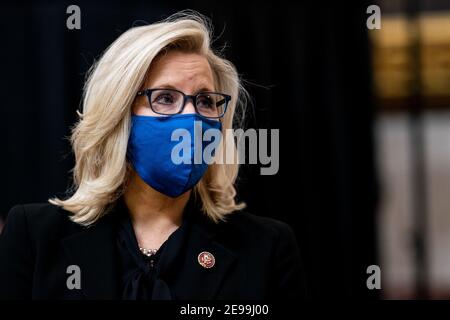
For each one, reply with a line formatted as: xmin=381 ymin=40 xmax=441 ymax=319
xmin=139 ymin=247 xmax=158 ymax=257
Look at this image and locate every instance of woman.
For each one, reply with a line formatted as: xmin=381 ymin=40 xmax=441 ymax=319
xmin=0 ymin=12 xmax=305 ymax=300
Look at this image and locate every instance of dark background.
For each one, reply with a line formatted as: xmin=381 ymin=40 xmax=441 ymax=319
xmin=0 ymin=0 xmax=378 ymax=298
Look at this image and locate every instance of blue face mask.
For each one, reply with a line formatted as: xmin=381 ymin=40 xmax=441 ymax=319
xmin=127 ymin=114 xmax=222 ymax=197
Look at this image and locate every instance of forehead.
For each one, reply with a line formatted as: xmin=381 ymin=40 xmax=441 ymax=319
xmin=144 ymin=51 xmax=215 ymax=91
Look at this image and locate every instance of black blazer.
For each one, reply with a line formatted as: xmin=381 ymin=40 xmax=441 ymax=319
xmin=0 ymin=200 xmax=306 ymax=300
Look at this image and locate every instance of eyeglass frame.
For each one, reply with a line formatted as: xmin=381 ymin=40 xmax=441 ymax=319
xmin=136 ymin=88 xmax=231 ymax=119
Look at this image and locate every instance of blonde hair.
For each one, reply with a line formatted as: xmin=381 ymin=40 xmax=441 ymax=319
xmin=49 ymin=11 xmax=247 ymax=226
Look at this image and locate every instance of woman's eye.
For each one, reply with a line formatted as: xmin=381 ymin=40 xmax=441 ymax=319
xmin=198 ymin=97 xmax=214 ymax=109
xmin=155 ymin=94 xmax=174 ymax=104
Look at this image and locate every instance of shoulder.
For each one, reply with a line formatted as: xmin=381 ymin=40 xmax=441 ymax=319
xmin=6 ymin=202 xmax=74 ymax=226
xmin=224 ymin=210 xmax=296 ymax=235
xmin=220 ymin=210 xmax=298 ymax=244
xmin=0 ymin=203 xmax=82 ymax=299
xmin=223 ymin=211 xmax=306 ymax=299
xmin=3 ymin=203 xmax=82 ymax=242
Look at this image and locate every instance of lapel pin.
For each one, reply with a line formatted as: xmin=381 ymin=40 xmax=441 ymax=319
xmin=198 ymin=251 xmax=215 ymax=269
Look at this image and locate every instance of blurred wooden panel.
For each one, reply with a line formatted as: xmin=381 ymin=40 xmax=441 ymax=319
xmin=370 ymin=12 xmax=450 ymax=110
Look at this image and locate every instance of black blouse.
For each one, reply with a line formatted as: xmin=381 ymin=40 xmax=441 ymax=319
xmin=115 ymin=198 xmax=192 ymax=300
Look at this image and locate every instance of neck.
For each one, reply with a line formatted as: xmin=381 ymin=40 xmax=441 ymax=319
xmin=123 ymin=170 xmax=191 ymax=249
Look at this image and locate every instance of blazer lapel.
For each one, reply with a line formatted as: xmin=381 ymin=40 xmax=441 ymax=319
xmin=163 ymin=211 xmax=238 ymax=300
xmin=61 ymin=212 xmax=121 ymax=299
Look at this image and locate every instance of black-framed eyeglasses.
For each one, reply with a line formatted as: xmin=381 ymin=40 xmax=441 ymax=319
xmin=136 ymin=88 xmax=231 ymax=119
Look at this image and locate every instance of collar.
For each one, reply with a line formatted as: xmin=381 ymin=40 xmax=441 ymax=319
xmin=61 ymin=195 xmax=237 ymax=299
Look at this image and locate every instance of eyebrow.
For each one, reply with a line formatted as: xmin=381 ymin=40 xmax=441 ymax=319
xmin=152 ymin=83 xmax=215 ymax=93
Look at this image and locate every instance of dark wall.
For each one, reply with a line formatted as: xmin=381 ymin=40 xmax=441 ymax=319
xmin=0 ymin=0 xmax=378 ymax=298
